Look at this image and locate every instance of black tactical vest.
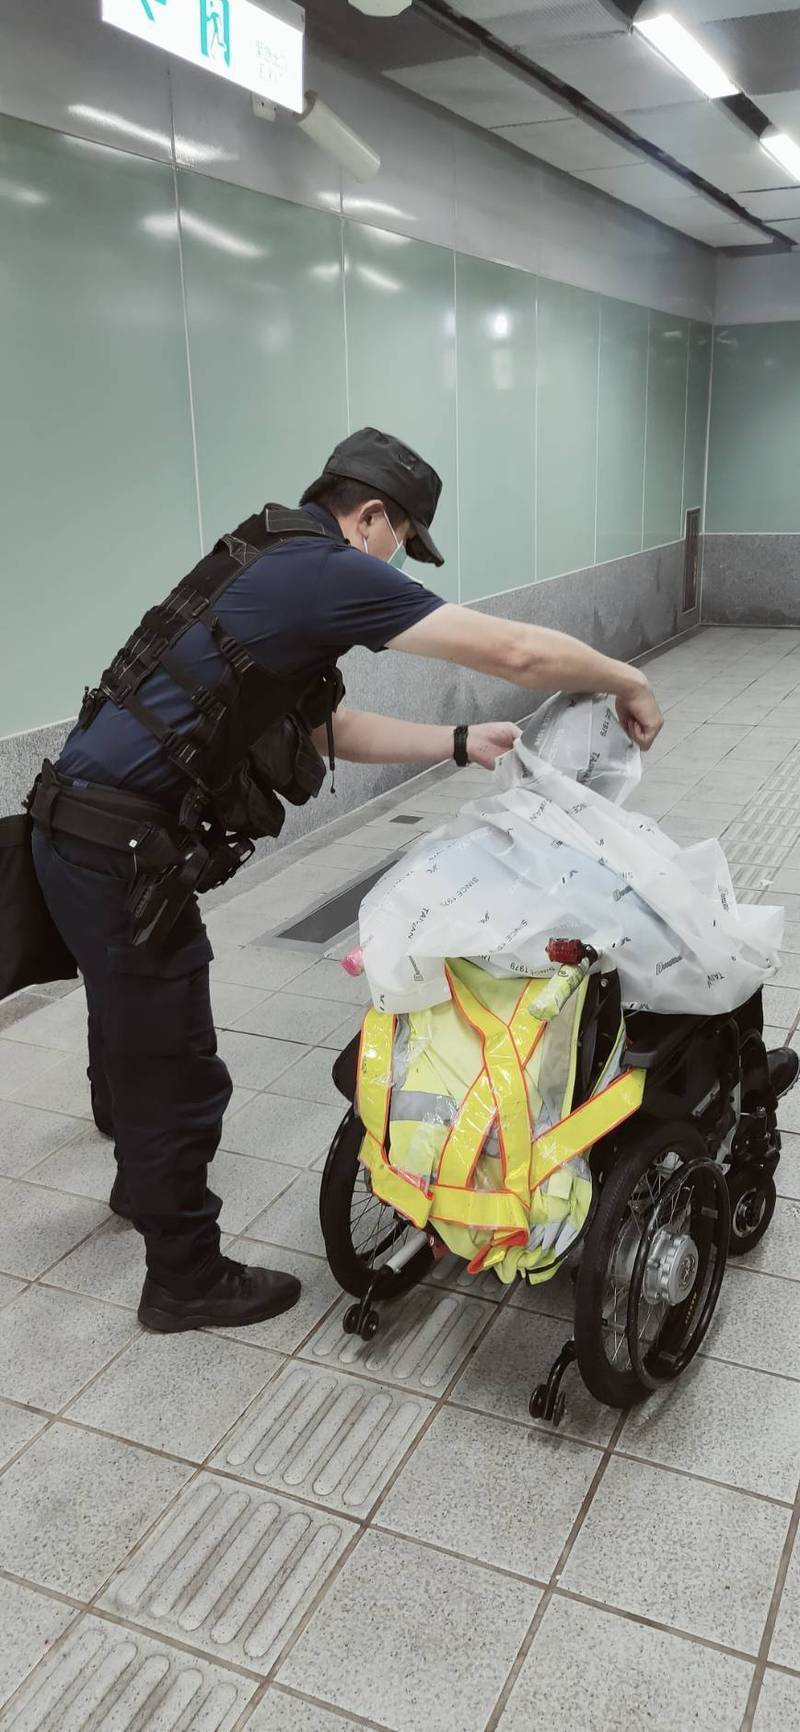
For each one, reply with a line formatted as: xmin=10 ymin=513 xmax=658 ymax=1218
xmin=78 ymin=505 xmax=346 ymax=841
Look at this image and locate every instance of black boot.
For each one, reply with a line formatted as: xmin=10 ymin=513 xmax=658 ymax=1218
xmin=768 ymin=1047 xmax=800 ymax=1099
xmin=138 ymin=1258 xmax=301 ymax=1333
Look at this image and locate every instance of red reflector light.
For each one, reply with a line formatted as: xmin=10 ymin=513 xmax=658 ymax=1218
xmin=547 ymin=939 xmax=584 ymax=966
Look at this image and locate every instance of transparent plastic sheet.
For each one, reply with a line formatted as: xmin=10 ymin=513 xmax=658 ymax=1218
xmin=359 ymin=694 xmax=782 ymax=1017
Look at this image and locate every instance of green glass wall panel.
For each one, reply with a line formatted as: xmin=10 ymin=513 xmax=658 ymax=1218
xmin=706 ymin=322 xmax=800 ymax=532
xmin=596 ymin=297 xmax=648 ymax=565
xmin=0 ymin=118 xmax=198 ymax=736
xmin=682 ymin=320 xmax=711 ymax=518
xmin=179 ymin=173 xmax=347 ymax=543
xmin=456 ymin=253 xmax=536 ymax=603
xmin=643 ymin=312 xmax=689 ymax=550
xmin=0 ymin=112 xmax=715 ymax=739
xmin=536 ymin=278 xmax=599 ymax=582
xmin=343 ymin=222 xmax=458 ymax=601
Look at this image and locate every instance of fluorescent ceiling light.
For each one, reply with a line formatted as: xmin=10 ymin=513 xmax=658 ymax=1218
xmin=761 ymin=131 xmax=800 ymax=182
xmin=634 ymin=14 xmax=738 ymax=99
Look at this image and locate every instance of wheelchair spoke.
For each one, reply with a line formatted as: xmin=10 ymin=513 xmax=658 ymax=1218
xmin=350 ymin=1180 xmax=411 ymax=1271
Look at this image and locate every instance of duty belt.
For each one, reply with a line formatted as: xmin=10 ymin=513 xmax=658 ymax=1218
xmin=27 ymin=761 xmax=253 ymax=946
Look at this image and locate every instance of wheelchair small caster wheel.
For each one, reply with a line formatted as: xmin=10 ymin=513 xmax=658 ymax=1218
xmin=361 ymin=1309 xmax=380 ymax=1341
xmin=343 ymin=1305 xmax=360 ymax=1335
xmin=529 ymin=1385 xmax=566 ymax=1427
xmin=727 ymin=1167 xmax=776 ymax=1256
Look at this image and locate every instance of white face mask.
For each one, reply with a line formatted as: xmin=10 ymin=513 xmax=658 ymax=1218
xmin=363 ymin=510 xmax=407 ymax=571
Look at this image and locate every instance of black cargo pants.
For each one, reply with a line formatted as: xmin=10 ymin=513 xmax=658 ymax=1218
xmin=32 ymin=825 xmax=232 ymax=1295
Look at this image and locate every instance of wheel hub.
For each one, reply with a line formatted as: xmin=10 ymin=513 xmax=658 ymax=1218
xmin=733 ymin=1189 xmax=765 ymax=1236
xmin=642 ymin=1228 xmax=699 ymax=1306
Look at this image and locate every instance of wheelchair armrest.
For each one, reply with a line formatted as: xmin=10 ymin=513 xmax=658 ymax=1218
xmin=624 ymin=1011 xmax=707 ymax=1071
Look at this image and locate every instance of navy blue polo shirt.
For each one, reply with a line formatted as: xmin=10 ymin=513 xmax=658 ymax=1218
xmin=58 ymin=503 xmax=445 ymax=798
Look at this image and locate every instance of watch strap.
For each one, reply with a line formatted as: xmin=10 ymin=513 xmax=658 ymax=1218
xmin=453 ymin=724 xmax=469 ymax=768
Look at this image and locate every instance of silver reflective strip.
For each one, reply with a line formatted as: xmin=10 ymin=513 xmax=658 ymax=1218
xmin=392 ymin=1015 xmax=410 ymax=1091
xmin=591 ymin=1019 xmax=625 ymax=1097
xmin=389 ymin=1092 xmax=458 ymax=1126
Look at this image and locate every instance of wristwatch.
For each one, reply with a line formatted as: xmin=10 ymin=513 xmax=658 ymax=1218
xmin=453 ymin=724 xmax=470 ymax=768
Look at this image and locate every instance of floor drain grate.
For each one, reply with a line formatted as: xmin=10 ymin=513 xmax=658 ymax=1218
xmin=257 ymin=856 xmax=400 ymax=948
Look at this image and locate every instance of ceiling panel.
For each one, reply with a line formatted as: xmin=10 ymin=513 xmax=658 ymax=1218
xmin=753 ymin=90 xmax=800 ymax=131
xmin=763 ymin=217 xmax=800 ymax=240
xmin=577 ymin=158 xmax=720 ymax=201
xmin=573 ymin=160 xmax=773 ymax=241
xmin=674 ymin=213 xmax=776 ymax=244
xmin=690 ymin=145 xmax=793 ymax=193
xmin=743 ymin=186 xmax=800 ymax=220
xmin=304 ymin=0 xmax=799 ymax=254
xmin=622 ymin=99 xmax=747 ymax=157
xmin=522 ymin=33 xmax=700 ymax=113
xmin=701 ymin=13 xmax=800 ymax=96
xmin=490 ymin=2 xmax=623 ymax=53
xmin=387 ymin=54 xmax=568 ymax=125
xmin=454 ymin=0 xmax=583 ymax=18
xmin=302 ymin=0 xmax=467 ymax=72
xmin=579 ymin=141 xmax=792 ymax=198
xmin=494 ymin=114 xmax=644 ymax=170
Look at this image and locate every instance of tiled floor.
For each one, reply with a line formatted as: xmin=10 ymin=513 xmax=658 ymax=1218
xmin=1 ymin=625 xmax=800 ymax=1730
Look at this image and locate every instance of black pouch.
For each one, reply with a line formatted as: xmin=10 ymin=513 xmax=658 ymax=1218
xmin=0 ymin=814 xmax=78 ymax=1001
xmin=212 ymin=716 xmax=325 ymax=838
xmin=212 ymin=759 xmax=286 ymax=838
xmin=264 ymin=715 xmax=327 ymax=804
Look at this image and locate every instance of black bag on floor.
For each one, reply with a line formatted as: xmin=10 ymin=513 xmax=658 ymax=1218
xmin=0 ymin=813 xmax=78 ymax=1001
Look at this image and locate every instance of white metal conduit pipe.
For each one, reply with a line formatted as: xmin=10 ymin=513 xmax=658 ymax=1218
xmin=296 ymin=90 xmax=381 ymax=181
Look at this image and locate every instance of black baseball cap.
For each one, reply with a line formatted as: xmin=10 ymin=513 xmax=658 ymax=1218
xmin=319 ymin=427 xmax=444 ymax=567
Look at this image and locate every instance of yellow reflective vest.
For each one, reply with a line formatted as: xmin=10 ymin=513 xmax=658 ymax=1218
xmin=356 ymin=957 xmax=645 ymax=1284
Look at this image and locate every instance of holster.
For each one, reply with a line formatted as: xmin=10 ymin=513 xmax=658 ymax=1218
xmin=27 ymin=762 xmax=253 ymax=949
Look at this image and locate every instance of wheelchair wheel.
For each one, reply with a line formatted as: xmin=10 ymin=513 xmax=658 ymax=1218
xmin=319 ymin=1108 xmax=434 ymax=1301
xmin=574 ymin=1120 xmax=730 ymax=1409
xmin=726 ymin=1167 xmax=776 ymax=1256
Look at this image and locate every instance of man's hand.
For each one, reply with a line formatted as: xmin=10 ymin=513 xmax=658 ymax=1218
xmin=466 ymin=721 xmax=521 ymax=769
xmin=615 ymin=677 xmax=663 ymax=751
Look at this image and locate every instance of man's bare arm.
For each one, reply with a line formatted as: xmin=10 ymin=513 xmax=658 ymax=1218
xmin=386 ymin=605 xmax=662 ymax=748
xmin=311 ymin=710 xmax=519 ymax=770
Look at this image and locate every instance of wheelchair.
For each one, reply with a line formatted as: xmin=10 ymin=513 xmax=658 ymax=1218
xmin=319 ymin=942 xmax=785 ymax=1423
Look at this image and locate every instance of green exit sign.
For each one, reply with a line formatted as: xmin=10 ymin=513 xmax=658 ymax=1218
xmin=101 ymin=0 xmax=305 ymax=113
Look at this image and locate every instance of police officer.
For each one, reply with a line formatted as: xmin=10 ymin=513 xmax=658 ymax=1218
xmin=32 ymin=428 xmax=669 ymax=1336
